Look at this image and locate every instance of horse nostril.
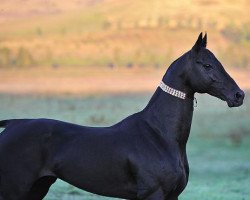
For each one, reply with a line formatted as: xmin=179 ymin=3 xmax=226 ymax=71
xmin=235 ymin=91 xmax=245 ymax=101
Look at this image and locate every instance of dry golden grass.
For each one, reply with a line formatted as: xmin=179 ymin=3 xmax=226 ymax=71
xmin=0 ymin=67 xmax=248 ymax=96
xmin=0 ymin=0 xmax=249 ymax=68
xmin=0 ymin=0 xmax=249 ymax=96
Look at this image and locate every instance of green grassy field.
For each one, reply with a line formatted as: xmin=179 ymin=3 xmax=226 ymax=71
xmin=0 ymin=92 xmax=249 ymax=200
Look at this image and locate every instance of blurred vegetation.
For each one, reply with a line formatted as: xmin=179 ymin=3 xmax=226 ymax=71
xmin=0 ymin=0 xmax=249 ymax=69
xmin=219 ymin=23 xmax=250 ymax=68
xmin=0 ymin=46 xmax=34 ymax=68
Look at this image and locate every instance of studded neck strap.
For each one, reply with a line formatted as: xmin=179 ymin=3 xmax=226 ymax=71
xmin=159 ymin=81 xmax=186 ymax=99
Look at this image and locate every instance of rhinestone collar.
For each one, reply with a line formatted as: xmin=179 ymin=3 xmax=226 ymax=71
xmin=159 ymin=81 xmax=186 ymax=99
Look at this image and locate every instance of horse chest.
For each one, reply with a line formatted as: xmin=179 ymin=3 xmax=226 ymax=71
xmin=162 ymin=155 xmax=187 ymax=184
xmin=134 ymin=146 xmax=186 ymax=194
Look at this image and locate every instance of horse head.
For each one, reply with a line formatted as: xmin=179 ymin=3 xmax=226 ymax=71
xmin=185 ymin=33 xmax=244 ymax=107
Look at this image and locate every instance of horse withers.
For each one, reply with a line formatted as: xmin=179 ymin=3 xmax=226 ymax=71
xmin=0 ymin=33 xmax=244 ymax=200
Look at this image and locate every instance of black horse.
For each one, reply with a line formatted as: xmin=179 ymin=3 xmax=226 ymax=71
xmin=0 ymin=33 xmax=244 ymax=200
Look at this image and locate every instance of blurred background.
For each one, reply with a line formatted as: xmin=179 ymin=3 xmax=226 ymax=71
xmin=0 ymin=0 xmax=249 ymax=199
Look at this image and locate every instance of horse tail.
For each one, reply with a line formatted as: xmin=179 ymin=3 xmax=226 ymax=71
xmin=0 ymin=120 xmax=11 ymax=128
xmin=0 ymin=119 xmax=32 ymax=128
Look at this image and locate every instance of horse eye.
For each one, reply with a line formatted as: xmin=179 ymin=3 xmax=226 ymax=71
xmin=203 ymin=64 xmax=213 ymax=70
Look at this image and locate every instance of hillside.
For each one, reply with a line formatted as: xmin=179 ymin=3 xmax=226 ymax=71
xmin=0 ymin=0 xmax=249 ymax=69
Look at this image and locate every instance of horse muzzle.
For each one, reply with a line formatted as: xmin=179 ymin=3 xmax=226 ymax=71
xmin=226 ymin=90 xmax=245 ymax=107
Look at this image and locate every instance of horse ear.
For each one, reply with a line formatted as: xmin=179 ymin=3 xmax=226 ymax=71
xmin=192 ymin=32 xmax=203 ymax=53
xmin=202 ymin=33 xmax=207 ymax=48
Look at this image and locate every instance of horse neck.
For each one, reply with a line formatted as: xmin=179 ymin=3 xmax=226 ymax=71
xmin=143 ymin=53 xmax=194 ymax=146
